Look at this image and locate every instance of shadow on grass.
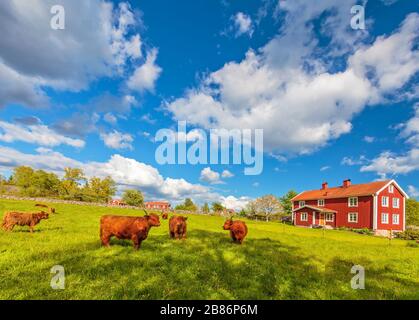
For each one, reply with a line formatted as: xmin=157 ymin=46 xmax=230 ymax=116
xmin=2 ymin=229 xmax=418 ymax=300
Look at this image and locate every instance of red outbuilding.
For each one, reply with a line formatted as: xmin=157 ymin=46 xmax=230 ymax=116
xmin=291 ymin=179 xmax=408 ymax=236
xmin=145 ymin=201 xmax=171 ymax=211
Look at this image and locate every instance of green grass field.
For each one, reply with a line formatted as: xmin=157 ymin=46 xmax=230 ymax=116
xmin=0 ymin=199 xmax=418 ymax=300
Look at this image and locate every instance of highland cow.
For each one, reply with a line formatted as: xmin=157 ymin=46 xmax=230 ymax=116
xmin=162 ymin=212 xmax=168 ymax=220
xmin=169 ymin=215 xmax=187 ymax=239
xmin=2 ymin=211 xmax=49 ymax=233
xmin=35 ymin=204 xmax=56 ymax=214
xmin=223 ymin=218 xmax=248 ymax=244
xmin=100 ymin=214 xmax=161 ymax=250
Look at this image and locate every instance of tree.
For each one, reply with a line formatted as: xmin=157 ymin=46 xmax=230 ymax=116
xmin=279 ymin=190 xmax=298 ymax=216
xmin=11 ymin=166 xmax=35 ymax=190
xmin=59 ymin=167 xmax=86 ymax=200
xmin=175 ymin=198 xmax=197 ymax=211
xmin=202 ymin=203 xmax=210 ymax=214
xmin=83 ymin=176 xmax=117 ymax=203
xmin=211 ymin=202 xmax=224 ymax=214
xmin=406 ymin=198 xmax=419 ymax=226
xmin=122 ymin=189 xmax=144 ymax=207
xmin=253 ymin=194 xmax=283 ymax=221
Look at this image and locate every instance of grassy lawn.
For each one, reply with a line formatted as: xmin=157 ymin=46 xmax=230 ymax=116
xmin=0 ymin=199 xmax=418 ymax=300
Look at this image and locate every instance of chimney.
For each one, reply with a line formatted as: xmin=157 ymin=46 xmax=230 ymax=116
xmin=321 ymin=182 xmax=328 ymax=190
xmin=343 ymin=179 xmax=351 ymax=188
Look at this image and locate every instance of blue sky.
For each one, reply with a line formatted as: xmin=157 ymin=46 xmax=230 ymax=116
xmin=0 ymin=0 xmax=418 ymax=208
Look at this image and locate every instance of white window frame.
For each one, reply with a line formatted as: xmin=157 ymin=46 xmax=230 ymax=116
xmin=381 ymin=213 xmax=389 ymax=224
xmin=388 ymin=185 xmax=394 ymax=193
xmin=392 ymin=198 xmax=399 ymax=209
xmin=299 ymin=201 xmax=305 ymax=208
xmin=300 ymin=212 xmax=308 ymax=221
xmin=392 ymin=214 xmax=399 ymax=225
xmin=348 ymin=212 xmax=358 ymax=223
xmin=382 ymin=196 xmax=389 ymax=207
xmin=325 ymin=213 xmax=334 ymax=222
xmin=317 ymin=199 xmax=325 ymax=207
xmin=348 ymin=197 xmax=358 ymax=207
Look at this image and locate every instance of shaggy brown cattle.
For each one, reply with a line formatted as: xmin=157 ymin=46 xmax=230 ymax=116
xmin=100 ymin=214 xmax=161 ymax=250
xmin=162 ymin=212 xmax=168 ymax=220
xmin=2 ymin=211 xmax=49 ymax=233
xmin=35 ymin=204 xmax=56 ymax=214
xmin=169 ymin=215 xmax=187 ymax=239
xmin=223 ymin=218 xmax=248 ymax=244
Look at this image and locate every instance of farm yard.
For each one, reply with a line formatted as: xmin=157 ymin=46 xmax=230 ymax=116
xmin=0 ymin=199 xmax=418 ymax=300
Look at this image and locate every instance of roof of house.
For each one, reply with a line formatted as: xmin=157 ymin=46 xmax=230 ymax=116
xmin=293 ymin=205 xmax=337 ymax=213
xmin=292 ymin=180 xmax=393 ymax=201
xmin=145 ymin=201 xmax=170 ymax=205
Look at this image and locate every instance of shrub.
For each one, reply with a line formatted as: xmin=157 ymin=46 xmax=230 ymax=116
xmin=395 ymin=229 xmax=419 ymax=240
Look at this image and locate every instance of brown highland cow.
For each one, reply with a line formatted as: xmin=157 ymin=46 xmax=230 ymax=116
xmin=161 ymin=212 xmax=168 ymax=220
xmin=35 ymin=204 xmax=56 ymax=214
xmin=223 ymin=218 xmax=248 ymax=244
xmin=2 ymin=211 xmax=49 ymax=233
xmin=100 ymin=214 xmax=161 ymax=250
xmin=169 ymin=215 xmax=187 ymax=239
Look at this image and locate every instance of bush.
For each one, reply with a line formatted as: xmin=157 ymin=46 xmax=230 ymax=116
xmin=395 ymin=229 xmax=419 ymax=240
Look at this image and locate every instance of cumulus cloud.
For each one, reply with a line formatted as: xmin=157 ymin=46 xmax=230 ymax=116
xmin=200 ymin=167 xmax=222 ymax=184
xmin=100 ymin=130 xmax=134 ymax=150
xmin=53 ymin=113 xmax=100 ymax=138
xmin=0 ymin=120 xmax=85 ymax=148
xmin=233 ymin=12 xmax=253 ymax=37
xmin=166 ymin=4 xmax=418 ymax=157
xmin=0 ymin=146 xmax=231 ymax=203
xmin=0 ymin=1 xmax=161 ymax=108
xmin=127 ymin=48 xmax=162 ymax=93
xmin=221 ymin=195 xmax=251 ymax=211
xmin=408 ymin=185 xmax=419 ymax=198
xmin=221 ymin=170 xmax=234 ymax=178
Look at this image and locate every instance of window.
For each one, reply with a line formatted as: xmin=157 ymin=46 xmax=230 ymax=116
xmin=299 ymin=201 xmax=305 ymax=207
xmin=301 ymin=212 xmax=308 ymax=221
xmin=317 ymin=199 xmax=325 ymax=207
xmin=326 ymin=213 xmax=334 ymax=222
xmin=392 ymin=198 xmax=399 ymax=208
xmin=392 ymin=214 xmax=399 ymax=225
xmin=382 ymin=213 xmax=389 ymax=224
xmin=382 ymin=196 xmax=389 ymax=207
xmin=348 ymin=197 xmax=358 ymax=207
xmin=348 ymin=212 xmax=358 ymax=223
xmin=388 ymin=185 xmax=394 ymax=193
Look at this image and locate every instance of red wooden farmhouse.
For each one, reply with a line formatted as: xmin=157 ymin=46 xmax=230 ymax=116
xmin=144 ymin=201 xmax=171 ymax=211
xmin=291 ymin=179 xmax=408 ymax=236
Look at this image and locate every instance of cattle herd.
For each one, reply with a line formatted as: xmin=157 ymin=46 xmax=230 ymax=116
xmin=1 ymin=203 xmax=248 ymax=249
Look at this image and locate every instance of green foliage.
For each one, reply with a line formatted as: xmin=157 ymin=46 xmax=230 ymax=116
xmin=395 ymin=229 xmax=419 ymax=240
xmin=122 ymin=189 xmax=144 ymax=207
xmin=406 ymin=198 xmax=419 ymax=226
xmin=211 ymin=202 xmax=224 ymax=213
xmin=202 ymin=203 xmax=210 ymax=214
xmin=175 ymin=198 xmax=197 ymax=211
xmin=1 ymin=198 xmax=419 ymax=299
xmin=279 ymin=190 xmax=298 ymax=216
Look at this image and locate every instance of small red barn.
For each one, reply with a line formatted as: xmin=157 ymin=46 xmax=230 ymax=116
xmin=108 ymin=199 xmax=126 ymax=206
xmin=291 ymin=179 xmax=408 ymax=236
xmin=145 ymin=201 xmax=171 ymax=211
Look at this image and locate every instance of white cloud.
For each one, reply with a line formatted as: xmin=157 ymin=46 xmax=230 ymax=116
xmin=252 ymin=182 xmax=260 ymax=187
xmin=221 ymin=195 xmax=251 ymax=211
xmin=408 ymin=185 xmax=419 ymax=198
xmin=221 ymin=170 xmax=234 ymax=178
xmin=103 ymin=113 xmax=118 ymax=125
xmin=200 ymin=167 xmax=222 ymax=184
xmin=320 ymin=166 xmax=330 ymax=171
xmin=360 ymin=149 xmax=419 ymax=178
xmin=0 ymin=146 xmax=233 ymax=204
xmin=0 ymin=120 xmax=85 ymax=148
xmin=0 ymin=1 xmax=160 ymax=108
xmin=400 ymin=104 xmax=419 ymax=147
xmin=166 ymin=7 xmax=418 ymax=157
xmin=100 ymin=130 xmax=134 ymax=150
xmin=233 ymin=12 xmax=253 ymax=37
xmin=127 ymin=48 xmax=162 ymax=93
xmin=341 ymin=155 xmax=368 ymax=166
xmin=364 ymin=136 xmax=376 ymax=143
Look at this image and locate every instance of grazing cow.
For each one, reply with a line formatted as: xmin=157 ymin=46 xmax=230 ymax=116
xmin=169 ymin=215 xmax=187 ymax=239
xmin=223 ymin=218 xmax=248 ymax=244
xmin=35 ymin=204 xmax=56 ymax=214
xmin=2 ymin=211 xmax=49 ymax=233
xmin=100 ymin=214 xmax=161 ymax=250
xmin=162 ymin=212 xmax=168 ymax=220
